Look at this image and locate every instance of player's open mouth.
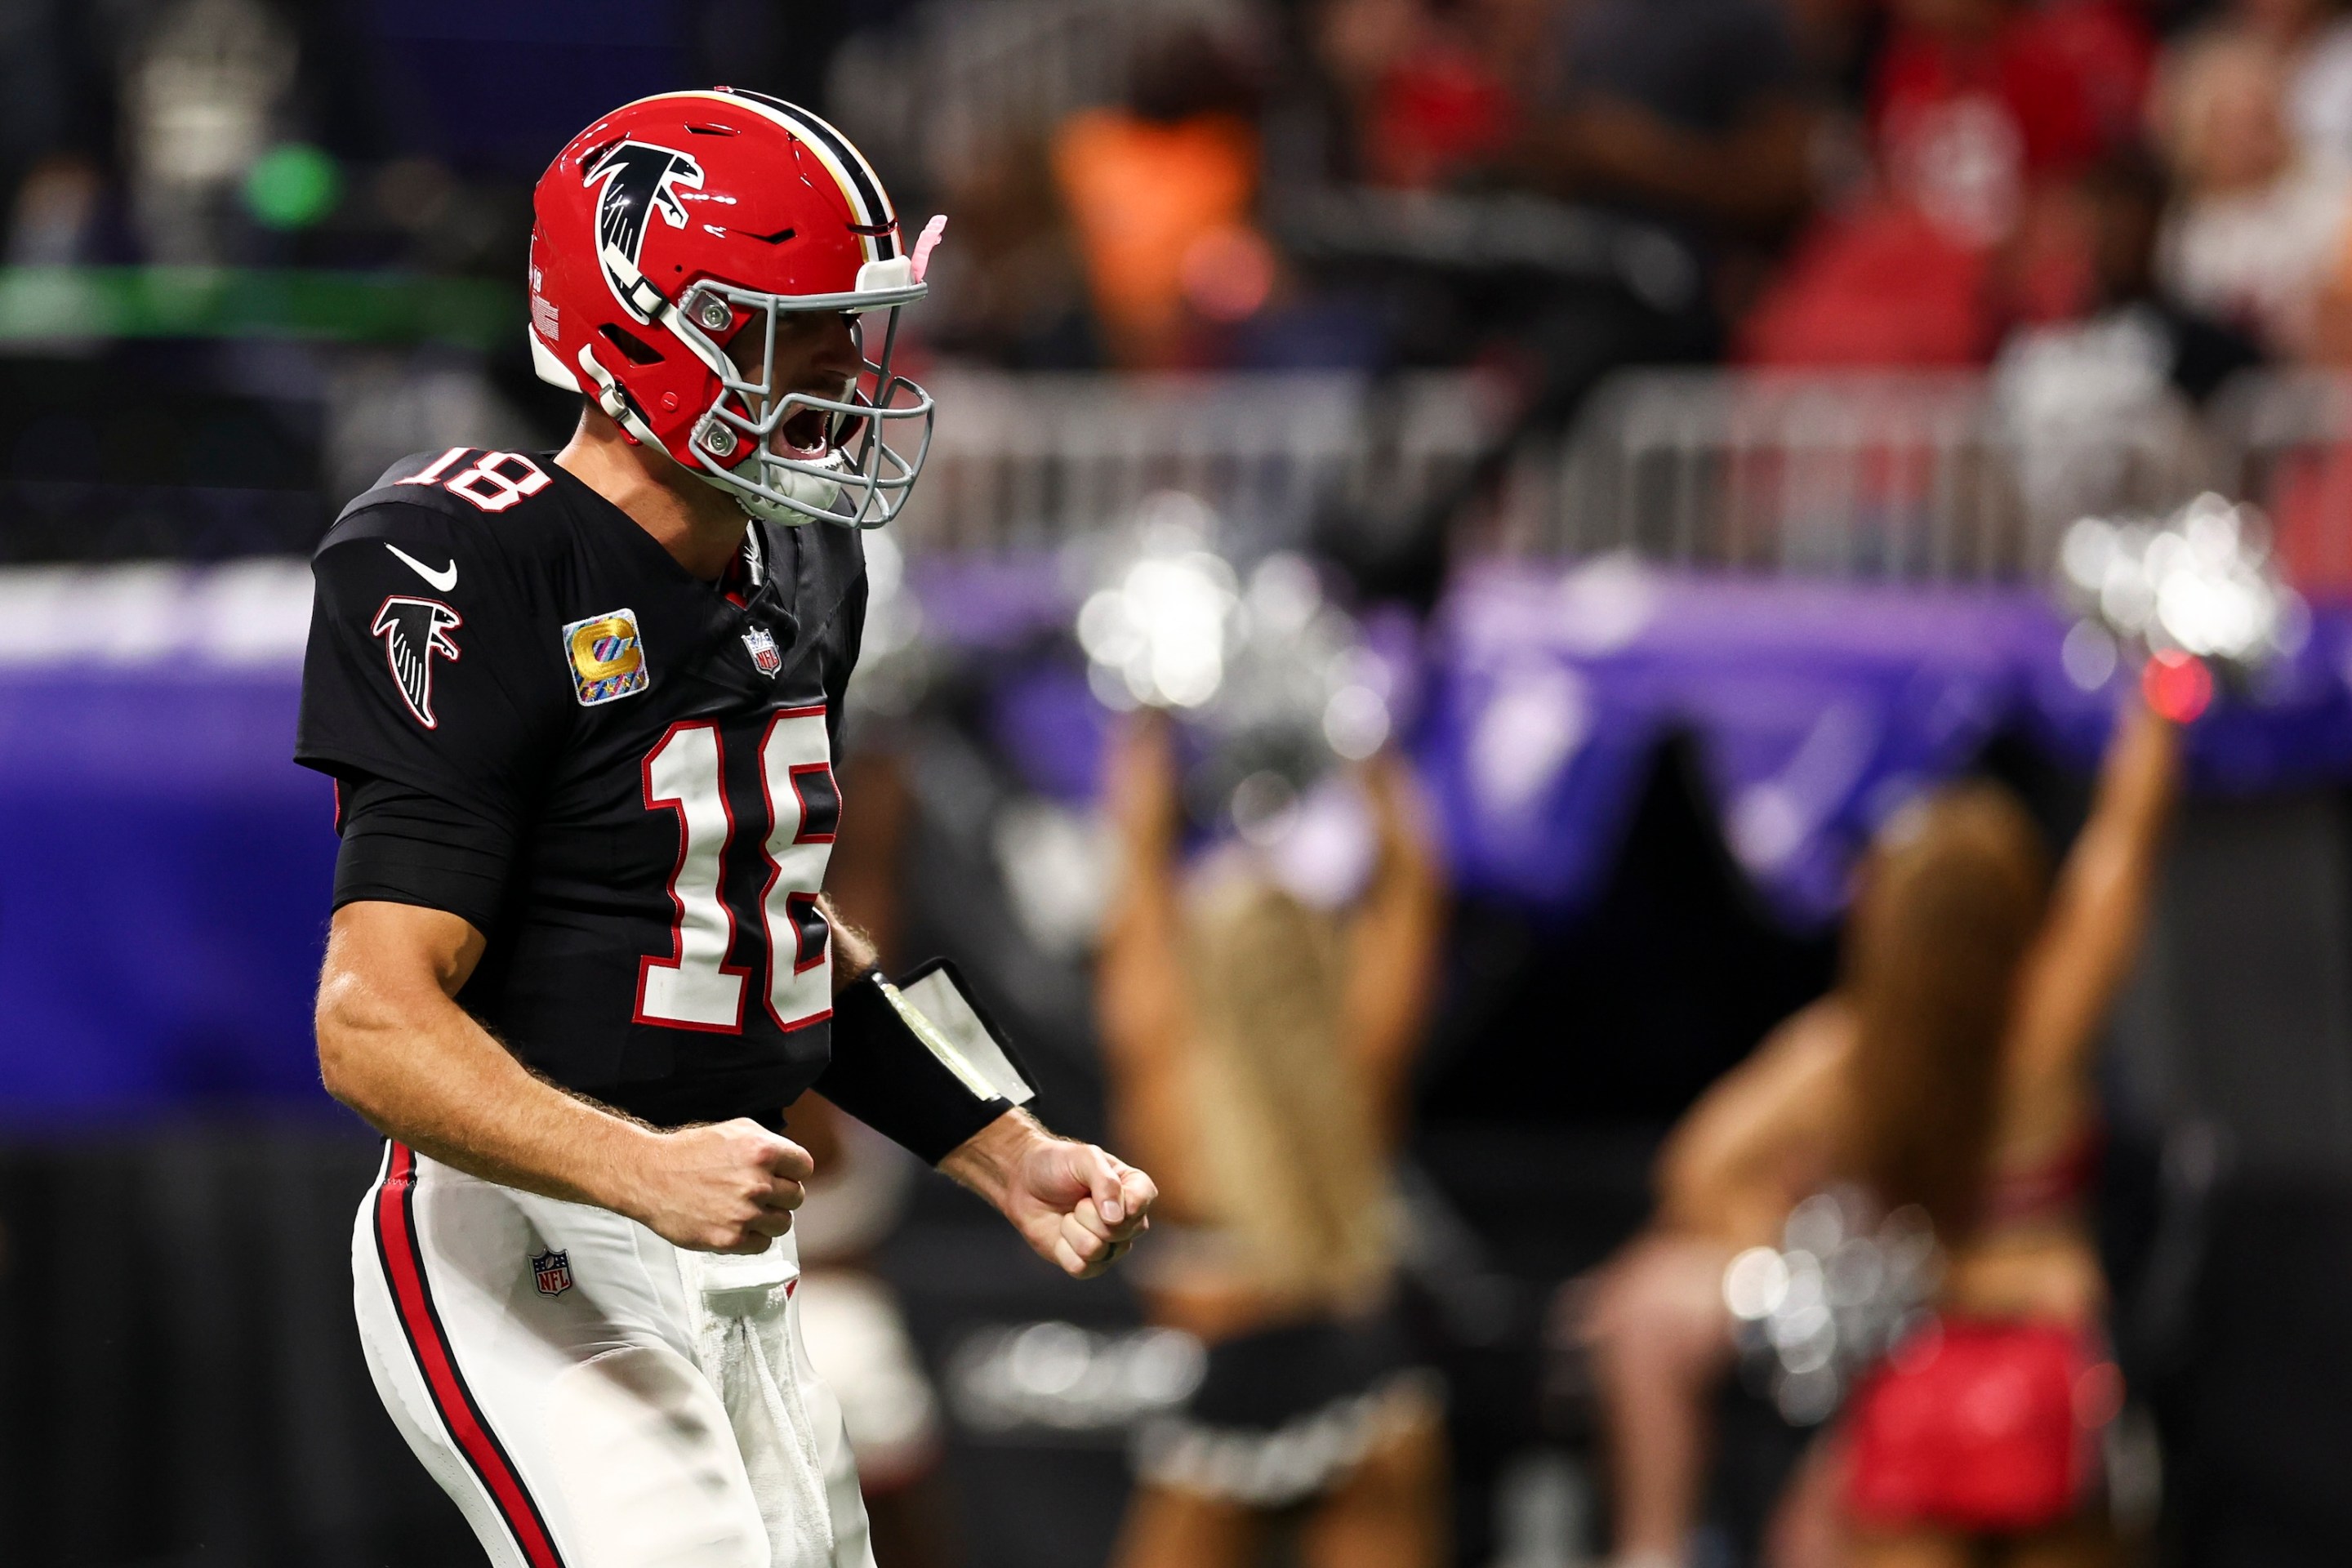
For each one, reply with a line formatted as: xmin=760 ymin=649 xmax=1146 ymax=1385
xmin=766 ymin=374 xmax=866 ymax=460
xmin=776 ymin=405 xmax=832 ymax=457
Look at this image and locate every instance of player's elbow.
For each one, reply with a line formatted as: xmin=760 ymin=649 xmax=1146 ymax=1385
xmin=313 ymin=967 xmax=391 ymax=1115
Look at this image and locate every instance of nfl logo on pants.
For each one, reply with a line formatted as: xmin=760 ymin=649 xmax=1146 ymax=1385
xmin=531 ymin=1249 xmax=572 ymax=1297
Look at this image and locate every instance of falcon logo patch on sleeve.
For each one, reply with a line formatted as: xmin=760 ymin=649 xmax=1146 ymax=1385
xmin=564 ymin=608 xmax=650 ymax=706
xmin=370 ymin=597 xmax=464 ymax=729
xmin=583 ymin=140 xmax=703 ymax=322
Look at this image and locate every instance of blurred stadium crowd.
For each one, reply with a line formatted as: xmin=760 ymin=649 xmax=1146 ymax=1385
xmin=15 ymin=0 xmax=2352 ymax=374
xmin=2 ymin=3 xmax=2352 ymax=1568
xmin=6 ymin=0 xmax=2352 ymax=556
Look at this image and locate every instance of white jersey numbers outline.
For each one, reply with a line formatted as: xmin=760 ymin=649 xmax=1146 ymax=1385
xmin=758 ymin=709 xmax=837 ymax=1031
xmin=636 ymin=724 xmax=750 ymax=1032
xmin=399 ymin=448 xmax=552 ymax=514
xmin=396 ymin=447 xmax=469 ymax=487
xmin=634 ymin=709 xmax=839 ymax=1035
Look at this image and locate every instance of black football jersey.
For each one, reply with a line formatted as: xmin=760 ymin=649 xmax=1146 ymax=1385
xmin=296 ymin=447 xmax=866 ymax=1127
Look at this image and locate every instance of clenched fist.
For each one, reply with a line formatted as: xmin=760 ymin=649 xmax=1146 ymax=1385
xmin=621 ymin=1118 xmax=815 ymax=1254
xmin=942 ymin=1110 xmax=1158 ymax=1279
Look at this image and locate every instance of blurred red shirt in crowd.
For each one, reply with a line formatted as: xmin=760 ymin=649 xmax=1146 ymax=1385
xmin=1316 ymin=0 xmax=1526 ymax=189
xmin=1743 ymin=0 xmax=2154 ymax=367
xmin=1873 ymin=0 xmax=2149 ymax=244
xmin=1365 ymin=39 xmax=1519 ymax=187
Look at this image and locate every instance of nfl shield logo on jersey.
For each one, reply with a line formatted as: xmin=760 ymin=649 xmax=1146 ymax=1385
xmin=531 ymin=1248 xmax=573 ymax=1297
xmin=742 ymin=623 xmax=783 ymax=678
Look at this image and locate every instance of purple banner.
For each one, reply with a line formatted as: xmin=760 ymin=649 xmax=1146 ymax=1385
xmin=7 ymin=558 xmax=2352 ymax=1116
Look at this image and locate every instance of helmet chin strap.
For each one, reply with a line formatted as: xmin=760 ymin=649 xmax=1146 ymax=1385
xmin=575 ymin=345 xmax=665 ymax=450
xmin=701 ymin=454 xmax=848 ymax=526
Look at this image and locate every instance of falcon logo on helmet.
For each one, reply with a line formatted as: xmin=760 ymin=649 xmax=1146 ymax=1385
xmin=583 ymin=141 xmax=704 ymax=323
xmin=528 ymin=89 xmax=942 ymax=531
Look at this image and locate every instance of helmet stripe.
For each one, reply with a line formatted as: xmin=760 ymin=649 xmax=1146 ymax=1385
xmin=715 ymin=90 xmax=898 ymax=263
xmin=594 ymin=90 xmax=903 ymax=270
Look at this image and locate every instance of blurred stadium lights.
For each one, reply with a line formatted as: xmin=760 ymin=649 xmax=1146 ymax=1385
xmin=243 ymin=144 xmax=345 ymax=230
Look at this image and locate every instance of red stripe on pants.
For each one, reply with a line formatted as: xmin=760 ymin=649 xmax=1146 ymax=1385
xmin=374 ymin=1143 xmax=568 ymax=1568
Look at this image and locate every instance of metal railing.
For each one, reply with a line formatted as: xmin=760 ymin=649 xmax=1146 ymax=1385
xmin=895 ymin=369 xmax=1504 ymax=555
xmin=2213 ymin=371 xmax=2352 ymax=596
xmin=8 ymin=359 xmax=2345 ymax=586
xmin=1521 ymin=370 xmax=2225 ymax=581
xmin=894 ymin=368 xmax=2352 ymax=593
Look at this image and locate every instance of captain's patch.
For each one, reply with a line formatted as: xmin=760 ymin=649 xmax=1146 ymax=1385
xmin=563 ymin=608 xmax=649 ymax=706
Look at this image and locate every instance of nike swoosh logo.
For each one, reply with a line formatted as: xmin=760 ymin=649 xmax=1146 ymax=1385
xmin=385 ymin=543 xmax=458 ymax=594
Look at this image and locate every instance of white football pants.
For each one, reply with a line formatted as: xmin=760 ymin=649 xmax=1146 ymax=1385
xmin=352 ymin=1143 xmax=876 ymax=1568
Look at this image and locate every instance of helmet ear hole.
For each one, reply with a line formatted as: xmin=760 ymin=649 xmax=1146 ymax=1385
xmin=597 ymin=323 xmax=666 ymax=366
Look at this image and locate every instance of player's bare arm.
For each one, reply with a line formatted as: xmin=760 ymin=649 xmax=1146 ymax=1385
xmin=318 ymin=884 xmax=1153 ymax=1270
xmin=317 ymin=900 xmax=811 ymax=1255
xmin=824 ymin=896 xmax=1158 ymax=1279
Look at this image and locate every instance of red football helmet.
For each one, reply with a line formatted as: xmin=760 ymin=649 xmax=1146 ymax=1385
xmin=528 ymin=88 xmax=940 ymax=528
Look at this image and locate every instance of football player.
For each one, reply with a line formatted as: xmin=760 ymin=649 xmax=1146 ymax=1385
xmin=297 ymin=90 xmax=1155 ymax=1568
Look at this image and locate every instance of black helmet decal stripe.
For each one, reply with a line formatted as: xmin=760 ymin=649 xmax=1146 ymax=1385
xmin=583 ymin=140 xmax=706 ymax=318
xmin=719 ymin=90 xmax=898 ymax=259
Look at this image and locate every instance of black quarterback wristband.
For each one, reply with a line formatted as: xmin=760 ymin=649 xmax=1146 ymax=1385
xmin=816 ymin=960 xmax=1036 ymax=1165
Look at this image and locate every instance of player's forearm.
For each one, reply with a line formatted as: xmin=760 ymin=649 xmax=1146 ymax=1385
xmin=936 ymin=1107 xmax=1053 ymax=1213
xmin=316 ymin=962 xmax=657 ymax=1212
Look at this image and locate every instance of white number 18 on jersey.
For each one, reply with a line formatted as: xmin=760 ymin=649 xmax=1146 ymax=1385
xmin=634 ymin=708 xmax=836 ymax=1034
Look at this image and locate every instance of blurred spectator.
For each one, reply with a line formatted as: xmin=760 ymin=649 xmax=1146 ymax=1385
xmin=1739 ymin=198 xmax=1995 ymax=363
xmin=2152 ymin=29 xmax=2352 ymax=357
xmin=1363 ymin=0 xmax=1819 ymax=595
xmin=1996 ymin=149 xmax=2263 ymax=407
xmin=1312 ymin=0 xmax=1529 ymax=189
xmin=2185 ymin=0 xmax=2352 ymax=165
xmin=127 ymin=0 xmax=299 ymax=265
xmin=1097 ymin=714 xmax=1448 ymax=1568
xmin=1874 ymin=0 xmax=2145 ymax=247
xmin=1742 ymin=0 xmax=2155 ymax=366
xmin=1570 ymin=698 xmax=2180 ymax=1568
xmin=1514 ymin=0 xmax=1817 ymax=240
xmin=919 ymin=135 xmax=1103 ymax=369
xmin=1051 ymin=22 xmax=1280 ymax=369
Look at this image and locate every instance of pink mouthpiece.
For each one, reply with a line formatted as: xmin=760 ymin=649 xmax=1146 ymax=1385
xmin=911 ymin=215 xmax=947 ymax=283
